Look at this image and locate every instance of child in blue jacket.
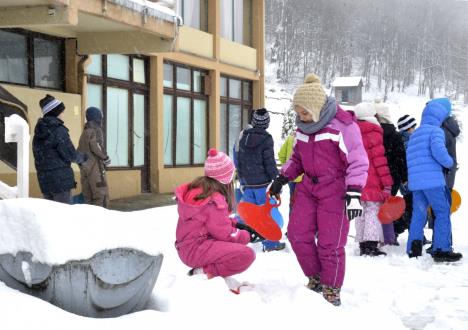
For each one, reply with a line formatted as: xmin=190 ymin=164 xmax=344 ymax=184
xmin=406 ymin=100 xmax=462 ymax=262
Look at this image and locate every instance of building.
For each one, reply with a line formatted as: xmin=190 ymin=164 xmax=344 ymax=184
xmin=0 ymin=0 xmax=265 ymax=198
xmin=331 ymin=76 xmax=363 ymax=105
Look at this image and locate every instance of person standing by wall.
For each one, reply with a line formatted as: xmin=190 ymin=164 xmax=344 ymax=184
xmin=77 ymin=107 xmax=111 ymax=207
xmin=32 ymin=94 xmax=85 ymax=204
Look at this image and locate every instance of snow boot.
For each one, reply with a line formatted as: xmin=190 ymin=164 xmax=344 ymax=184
xmin=322 ymin=285 xmax=341 ymax=306
xmin=432 ymin=250 xmax=463 ymax=263
xmin=408 ymin=239 xmax=422 ymax=258
xmin=187 ymin=267 xmax=214 ymax=279
xmin=263 ymin=242 xmax=286 ymax=252
xmin=359 ymin=242 xmax=368 ymax=256
xmin=306 ymin=275 xmax=322 ymax=293
xmin=361 ymin=241 xmax=386 ymax=256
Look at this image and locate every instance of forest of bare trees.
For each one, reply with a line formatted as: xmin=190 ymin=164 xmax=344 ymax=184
xmin=266 ymin=0 xmax=468 ymax=102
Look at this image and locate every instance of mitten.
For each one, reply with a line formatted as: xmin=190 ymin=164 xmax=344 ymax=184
xmin=345 ymin=189 xmax=363 ymax=221
xmin=269 ymin=174 xmax=289 ymax=198
xmin=103 ymin=157 xmax=111 ymax=166
xmin=235 ymin=222 xmax=265 ymax=243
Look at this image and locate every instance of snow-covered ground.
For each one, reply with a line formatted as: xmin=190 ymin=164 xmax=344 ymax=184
xmin=1 ymin=84 xmax=468 ymax=329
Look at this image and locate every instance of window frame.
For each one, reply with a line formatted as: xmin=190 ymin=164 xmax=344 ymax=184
xmin=87 ymin=55 xmax=150 ymax=174
xmin=177 ymin=0 xmax=208 ymax=31
xmin=163 ymin=61 xmax=209 ymax=168
xmin=0 ymin=28 xmax=65 ymax=91
xmin=220 ymin=75 xmax=253 ymax=155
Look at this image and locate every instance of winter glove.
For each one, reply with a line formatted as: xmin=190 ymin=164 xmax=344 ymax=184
xmin=103 ymin=156 xmax=111 ymax=166
xmin=400 ymin=182 xmax=409 ymax=196
xmin=345 ymin=189 xmax=363 ymax=221
xmin=235 ymin=222 xmax=265 ymax=243
xmin=269 ymin=174 xmax=289 ymax=198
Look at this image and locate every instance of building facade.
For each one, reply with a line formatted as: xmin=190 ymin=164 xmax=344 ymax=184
xmin=0 ymin=0 xmax=265 ymax=198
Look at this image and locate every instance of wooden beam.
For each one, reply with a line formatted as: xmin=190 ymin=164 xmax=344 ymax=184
xmin=0 ymin=5 xmax=78 ymax=27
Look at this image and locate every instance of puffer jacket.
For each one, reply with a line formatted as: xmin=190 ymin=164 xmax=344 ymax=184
xmin=235 ymin=127 xmax=278 ymax=187
xmin=174 ymin=183 xmax=250 ymax=267
xmin=32 ymin=116 xmax=80 ymax=194
xmin=381 ymin=123 xmax=407 ymax=190
xmin=407 ymin=102 xmax=453 ymax=191
xmin=442 ymin=116 xmax=460 ymax=189
xmin=357 ymin=121 xmax=393 ymax=202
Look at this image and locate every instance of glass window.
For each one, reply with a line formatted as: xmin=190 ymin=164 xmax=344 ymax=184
xmin=87 ymin=55 xmax=102 ymax=76
xmin=228 ymin=104 xmax=241 ymax=157
xmin=176 ymin=67 xmax=191 ymax=90
xmin=219 ymin=103 xmax=227 ymax=155
xmin=176 ymin=97 xmax=191 ymax=165
xmin=107 ymin=54 xmax=130 ymax=81
xmin=243 ymin=107 xmax=250 ymax=129
xmin=193 ymin=99 xmax=207 ymax=164
xmin=233 ymin=0 xmax=243 ymax=43
xmin=221 ymin=0 xmax=251 ymax=45
xmin=34 ymin=37 xmax=63 ymax=89
xmin=0 ymin=30 xmax=27 ymax=85
xmin=221 ymin=0 xmax=233 ymax=41
xmin=177 ymin=0 xmax=207 ymax=31
xmin=193 ymin=70 xmax=203 ymax=93
xmin=133 ymin=94 xmax=145 ymax=166
xmin=106 ymin=87 xmax=129 ymax=166
xmin=229 ymin=79 xmax=241 ymax=99
xmin=133 ymin=58 xmax=145 ymax=84
xmin=243 ymin=81 xmax=251 ymax=101
xmin=220 ymin=77 xmax=227 ymax=97
xmin=163 ymin=63 xmax=173 ymax=88
xmin=87 ymin=83 xmax=102 ymax=110
xmin=163 ymin=95 xmax=173 ymax=166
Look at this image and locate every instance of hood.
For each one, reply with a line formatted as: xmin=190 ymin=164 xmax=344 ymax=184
xmin=175 ymin=183 xmax=227 ymax=220
xmin=358 ymin=120 xmax=383 ymax=135
xmin=421 ymin=102 xmax=450 ymax=126
xmin=34 ymin=116 xmax=64 ymax=140
xmin=442 ymin=116 xmax=461 ymax=138
xmin=428 ymin=98 xmax=452 ymax=114
xmin=241 ymin=127 xmax=271 ymax=148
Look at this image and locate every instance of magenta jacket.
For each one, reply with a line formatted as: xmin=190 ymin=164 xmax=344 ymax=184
xmin=281 ymin=107 xmax=369 ymax=191
xmin=175 ymin=183 xmax=251 ymax=268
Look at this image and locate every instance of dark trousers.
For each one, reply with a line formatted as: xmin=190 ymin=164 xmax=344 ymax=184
xmin=44 ymin=190 xmax=71 ymax=204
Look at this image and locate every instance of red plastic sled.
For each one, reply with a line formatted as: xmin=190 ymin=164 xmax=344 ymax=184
xmin=378 ymin=196 xmax=406 ymax=224
xmin=237 ymin=194 xmax=283 ymax=241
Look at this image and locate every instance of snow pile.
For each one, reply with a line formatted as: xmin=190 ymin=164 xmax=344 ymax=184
xmin=0 ymin=198 xmax=167 ymax=265
xmin=108 ymin=0 xmax=181 ymax=24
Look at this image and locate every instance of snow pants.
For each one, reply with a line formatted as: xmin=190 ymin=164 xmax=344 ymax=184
xmin=287 ymin=180 xmax=349 ymax=288
xmin=407 ymin=187 xmax=453 ymax=253
xmin=355 ymin=201 xmax=384 ymax=243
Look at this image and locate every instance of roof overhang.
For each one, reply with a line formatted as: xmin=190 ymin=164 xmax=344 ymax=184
xmin=0 ymin=0 xmax=178 ymax=54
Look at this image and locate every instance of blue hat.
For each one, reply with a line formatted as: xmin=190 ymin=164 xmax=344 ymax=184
xmin=86 ymin=107 xmax=103 ymax=122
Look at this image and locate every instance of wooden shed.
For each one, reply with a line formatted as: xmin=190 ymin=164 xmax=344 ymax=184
xmin=331 ymin=77 xmax=363 ymax=105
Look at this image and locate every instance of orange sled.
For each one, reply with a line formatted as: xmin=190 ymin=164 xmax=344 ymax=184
xmin=378 ymin=196 xmax=406 ymax=225
xmin=237 ymin=194 xmax=283 ymax=241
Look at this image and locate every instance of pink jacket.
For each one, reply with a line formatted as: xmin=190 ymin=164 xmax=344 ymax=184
xmin=175 ymin=183 xmax=251 ymax=267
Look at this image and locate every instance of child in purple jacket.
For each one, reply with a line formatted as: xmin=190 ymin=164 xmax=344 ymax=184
xmin=175 ymin=149 xmax=256 ymax=292
xmin=269 ymin=74 xmax=369 ymax=306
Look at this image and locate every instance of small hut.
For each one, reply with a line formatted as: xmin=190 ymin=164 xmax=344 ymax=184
xmin=331 ymin=77 xmax=363 ymax=105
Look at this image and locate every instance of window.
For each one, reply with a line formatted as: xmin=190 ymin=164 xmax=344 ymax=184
xmin=176 ymin=0 xmax=208 ymax=31
xmin=220 ymin=0 xmax=252 ymax=45
xmin=163 ymin=62 xmax=208 ymax=167
xmin=220 ymin=76 xmax=252 ymax=156
xmin=0 ymin=29 xmax=64 ymax=90
xmin=86 ymin=55 xmax=149 ymax=171
xmin=342 ymin=89 xmax=349 ymax=103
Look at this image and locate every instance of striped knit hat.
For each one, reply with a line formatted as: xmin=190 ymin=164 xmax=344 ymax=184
xmin=39 ymin=94 xmax=65 ymax=117
xmin=397 ymin=115 xmax=417 ymax=132
xmin=251 ymin=108 xmax=270 ymax=129
xmin=204 ymin=149 xmax=235 ymax=184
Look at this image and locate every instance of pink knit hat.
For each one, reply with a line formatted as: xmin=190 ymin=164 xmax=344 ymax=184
xmin=204 ymin=148 xmax=235 ymax=184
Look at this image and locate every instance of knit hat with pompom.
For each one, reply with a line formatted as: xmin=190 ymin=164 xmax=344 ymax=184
xmin=292 ymin=74 xmax=327 ymax=122
xmin=204 ymin=149 xmax=235 ymax=184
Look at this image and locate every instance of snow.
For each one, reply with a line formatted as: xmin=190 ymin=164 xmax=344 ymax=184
xmin=108 ymin=0 xmax=180 ymax=24
xmin=331 ymin=76 xmax=363 ymax=87
xmin=1 ymin=83 xmax=468 ymax=329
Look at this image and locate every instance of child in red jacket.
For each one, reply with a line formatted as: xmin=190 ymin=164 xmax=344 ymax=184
xmin=175 ymin=149 xmax=256 ymax=292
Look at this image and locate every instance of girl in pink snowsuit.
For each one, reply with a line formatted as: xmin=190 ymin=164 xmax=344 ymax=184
xmin=269 ymin=74 xmax=369 ymax=306
xmin=175 ymin=149 xmax=255 ymax=284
